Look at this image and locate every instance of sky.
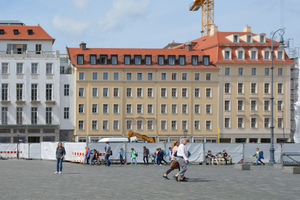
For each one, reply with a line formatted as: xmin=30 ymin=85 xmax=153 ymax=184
xmin=0 ymin=0 xmax=299 ymax=57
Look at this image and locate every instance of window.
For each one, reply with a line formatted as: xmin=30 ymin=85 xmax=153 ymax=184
xmin=147 ymin=120 xmax=153 ymax=130
xmin=1 ymin=84 xmax=8 ymax=101
xmin=206 ymin=73 xmax=211 ymax=81
xmin=194 ymin=104 xmax=200 ymax=114
xmin=126 ymin=104 xmax=132 ymax=114
xmin=251 ymin=83 xmax=256 ymax=94
xmin=16 ymin=84 xmax=23 ymax=101
xmin=224 ymin=51 xmax=230 ymax=60
xmin=195 ymin=88 xmax=200 ymax=98
xmin=148 ymin=73 xmax=153 ymax=81
xmin=225 ymin=68 xmax=230 ymax=75
xmin=251 ymin=68 xmax=257 ymax=75
xmin=179 ymin=56 xmax=185 ymax=65
xmin=238 ymin=118 xmax=244 ymax=128
xmin=182 ymin=88 xmax=187 ymax=97
xmin=113 ymin=120 xmax=119 ymax=130
xmin=158 ymin=55 xmax=165 ymax=65
xmin=247 ymin=35 xmax=252 ymax=43
xmin=251 ymin=51 xmax=257 ymax=60
xmin=2 ymin=63 xmax=9 ymax=74
xmin=238 ymin=68 xmax=243 ymax=75
xmin=182 ymin=104 xmax=187 ymax=114
xmin=103 ymin=72 xmax=108 ymax=80
xmin=77 ymin=55 xmax=84 ymax=64
xmin=171 ymin=120 xmax=177 ymax=130
xmin=171 ymin=73 xmax=177 ymax=81
xmin=260 ymin=35 xmax=265 ymax=43
xmin=264 ymin=101 xmax=270 ymax=111
xmin=161 ymin=121 xmax=167 ymax=130
xmin=92 ymin=72 xmax=98 ymax=80
xmin=16 ymin=63 xmax=23 ymax=74
xmin=78 ymin=104 xmax=84 ymax=113
xmin=191 ymin=56 xmax=198 ymax=65
xmin=265 ymin=68 xmax=270 ymax=76
xmin=238 ymin=100 xmax=243 ymax=111
xmin=161 ymin=88 xmax=166 ymax=97
xmin=137 ymin=88 xmax=142 ymax=97
xmin=161 ymin=104 xmax=166 ymax=114
xmin=168 ymin=55 xmax=176 ymax=65
xmin=113 ymin=104 xmax=119 ymax=114
xmin=31 ymin=63 xmax=38 ymax=74
xmin=277 ymin=51 xmax=283 ymax=60
xmin=224 ymin=83 xmax=230 ymax=93
xmin=251 ymin=100 xmax=257 ymax=111
xmin=264 ymin=83 xmax=270 ymax=94
xmin=137 ymin=104 xmax=143 ymax=114
xmin=92 ymin=88 xmax=98 ymax=97
xmin=64 ymin=84 xmax=69 ymax=96
xmin=31 ymin=107 xmax=37 ymax=124
xmin=79 ymin=72 xmax=84 ymax=80
xmin=206 ymin=121 xmax=211 ymax=130
xmin=113 ymin=72 xmax=119 ymax=80
xmin=90 ymin=55 xmax=97 ymax=65
xmin=147 ymin=104 xmax=153 ymax=114
xmin=127 ymin=88 xmax=132 ymax=97
xmin=126 ymin=120 xmax=132 ymax=130
xmin=147 ymin=88 xmax=153 ymax=97
xmin=0 ymin=29 xmax=4 ymax=35
xmin=36 ymin=44 xmax=41 ymax=54
xmin=278 ymin=68 xmax=283 ymax=76
xmin=251 ymin=118 xmax=257 ymax=128
xmin=161 ymin=73 xmax=166 ymax=80
xmin=277 ymin=101 xmax=283 ymax=111
xmin=233 ymin=35 xmax=238 ymax=43
xmin=46 ymin=84 xmax=52 ymax=101
xmin=224 ymin=100 xmax=230 ymax=111
xmin=137 ymin=73 xmax=142 ymax=80
xmin=78 ymin=120 xmax=84 ymax=130
xmin=137 ymin=120 xmax=143 ymax=130
xmin=103 ymin=120 xmax=108 ymax=130
xmin=79 ymin=88 xmax=84 ymax=97
xmin=64 ymin=107 xmax=69 ymax=119
xmin=238 ymin=51 xmax=243 ymax=60
xmin=16 ymin=107 xmax=23 ymax=124
xmin=194 ymin=73 xmax=200 ymax=81
xmin=124 ymin=55 xmax=131 ymax=65
xmin=111 ymin=55 xmax=118 ymax=65
xmin=224 ymin=118 xmax=230 ymax=128
xmin=103 ymin=88 xmax=108 ymax=97
xmin=92 ymin=120 xmax=98 ymax=130
xmin=145 ymin=55 xmax=152 ymax=65
xmin=206 ymin=104 xmax=211 ymax=114
xmin=206 ymin=88 xmax=211 ymax=98
xmin=113 ymin=88 xmax=119 ymax=97
xmin=171 ymin=88 xmax=177 ymax=97
xmin=31 ymin=84 xmax=38 ymax=101
xmin=264 ymin=51 xmax=270 ymax=60
xmin=171 ymin=104 xmax=177 ymax=114
xmin=194 ymin=121 xmax=200 ymax=130
xmin=126 ymin=73 xmax=132 ymax=80
xmin=103 ymin=104 xmax=108 ymax=114
xmin=1 ymin=107 xmax=8 ymax=124
xmin=278 ymin=118 xmax=283 ymax=128
xmin=182 ymin=73 xmax=187 ymax=81
xmin=92 ymin=104 xmax=98 ymax=114
xmin=278 ymin=83 xmax=283 ymax=94
xmin=182 ymin=120 xmax=187 ymax=130
xmin=237 ymin=83 xmax=243 ymax=94
xmin=46 ymin=107 xmax=52 ymax=124
xmin=100 ymin=55 xmax=108 ymax=65
xmin=264 ymin=118 xmax=270 ymax=128
xmin=60 ymin=67 xmax=64 ymax=75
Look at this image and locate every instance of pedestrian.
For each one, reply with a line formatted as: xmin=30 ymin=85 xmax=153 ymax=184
xmin=83 ymin=146 xmax=88 ymax=164
xmin=157 ymin=148 xmax=164 ymax=166
xmin=161 ymin=148 xmax=168 ymax=164
xmin=104 ymin=141 xmax=112 ymax=166
xmin=143 ymin=146 xmax=150 ymax=165
xmin=166 ymin=147 xmax=172 ymax=161
xmin=155 ymin=148 xmax=159 ymax=165
xmin=173 ymin=138 xmax=189 ymax=182
xmin=55 ymin=142 xmax=66 ymax=174
xmin=131 ymin=148 xmax=138 ymax=165
xmin=251 ymin=148 xmax=265 ymax=165
xmin=119 ymin=148 xmax=126 ymax=166
xmin=163 ymin=140 xmax=179 ymax=180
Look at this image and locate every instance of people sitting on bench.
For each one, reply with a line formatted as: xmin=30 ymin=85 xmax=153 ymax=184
xmin=207 ymin=150 xmax=219 ymax=165
xmin=222 ymin=150 xmax=232 ymax=165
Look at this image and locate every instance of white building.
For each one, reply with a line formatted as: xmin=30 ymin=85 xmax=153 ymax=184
xmin=0 ymin=20 xmax=74 ymax=143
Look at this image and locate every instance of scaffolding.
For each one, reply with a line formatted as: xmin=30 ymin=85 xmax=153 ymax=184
xmin=291 ymin=58 xmax=299 ymax=142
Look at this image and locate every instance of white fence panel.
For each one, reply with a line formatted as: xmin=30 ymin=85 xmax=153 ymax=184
xmin=282 ymin=144 xmax=300 ymax=153
xmin=30 ymin=143 xmax=41 ymax=159
xmin=244 ymin=144 xmax=281 ymax=163
xmin=64 ymin=142 xmax=86 ymax=161
xmin=41 ymin=142 xmax=58 ymax=160
xmin=205 ymin=143 xmax=243 ymax=163
xmin=88 ymin=143 xmax=126 ymax=160
xmin=126 ymin=143 xmax=164 ymax=163
xmin=186 ymin=143 xmax=204 ymax=163
xmin=19 ymin=143 xmax=29 ymax=159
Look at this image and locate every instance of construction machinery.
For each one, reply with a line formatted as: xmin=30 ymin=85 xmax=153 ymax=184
xmin=189 ymin=0 xmax=214 ymax=37
xmin=128 ymin=130 xmax=155 ymax=143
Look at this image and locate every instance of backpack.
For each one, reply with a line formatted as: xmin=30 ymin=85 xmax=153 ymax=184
xmin=135 ymin=151 xmax=138 ymax=157
xmin=162 ymin=150 xmax=166 ymax=156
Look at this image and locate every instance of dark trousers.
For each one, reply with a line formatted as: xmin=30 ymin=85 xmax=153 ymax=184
xmin=105 ymin=154 xmax=110 ymax=166
xmin=143 ymin=156 xmax=149 ymax=164
xmin=157 ymin=159 xmax=162 ymax=165
xmin=223 ymin=157 xmax=228 ymax=165
xmin=162 ymin=158 xmax=168 ymax=164
xmin=120 ymin=156 xmax=124 ymax=164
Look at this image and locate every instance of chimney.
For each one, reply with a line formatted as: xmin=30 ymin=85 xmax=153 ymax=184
xmin=185 ymin=43 xmax=193 ymax=51
xmin=210 ymin=25 xmax=218 ymax=36
xmin=80 ymin=42 xmax=86 ymax=51
xmin=243 ymin=25 xmax=252 ymax=32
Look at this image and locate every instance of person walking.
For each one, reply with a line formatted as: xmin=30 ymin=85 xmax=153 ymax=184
xmin=83 ymin=147 xmax=89 ymax=164
xmin=251 ymin=148 xmax=265 ymax=165
xmin=118 ymin=148 xmax=126 ymax=166
xmin=104 ymin=141 xmax=111 ymax=166
xmin=157 ymin=148 xmax=164 ymax=166
xmin=161 ymin=148 xmax=168 ymax=164
xmin=166 ymin=147 xmax=172 ymax=161
xmin=143 ymin=146 xmax=150 ymax=165
xmin=163 ymin=140 xmax=179 ymax=179
xmin=173 ymin=138 xmax=189 ymax=182
xmin=130 ymin=148 xmax=137 ymax=165
xmin=55 ymin=142 xmax=66 ymax=174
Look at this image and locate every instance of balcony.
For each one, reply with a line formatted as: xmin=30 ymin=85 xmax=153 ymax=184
xmin=0 ymin=50 xmax=62 ymax=59
xmin=30 ymin=100 xmax=41 ymax=104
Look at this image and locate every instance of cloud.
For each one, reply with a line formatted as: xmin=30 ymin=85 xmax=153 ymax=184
xmin=52 ymin=14 xmax=92 ymax=35
xmin=72 ymin=0 xmax=91 ymax=8
xmin=98 ymin=0 xmax=150 ymax=32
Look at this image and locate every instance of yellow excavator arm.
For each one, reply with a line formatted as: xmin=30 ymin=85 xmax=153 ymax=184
xmin=128 ymin=130 xmax=155 ymax=143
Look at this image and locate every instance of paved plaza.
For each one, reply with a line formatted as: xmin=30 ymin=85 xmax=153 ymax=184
xmin=0 ymin=159 xmax=299 ymax=200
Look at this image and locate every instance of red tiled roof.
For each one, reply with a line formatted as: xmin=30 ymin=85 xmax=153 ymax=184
xmin=0 ymin=25 xmax=55 ymax=42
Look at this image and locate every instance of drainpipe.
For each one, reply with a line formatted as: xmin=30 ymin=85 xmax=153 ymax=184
xmin=156 ymin=68 xmax=159 ymax=142
xmin=122 ymin=68 xmax=125 ymax=138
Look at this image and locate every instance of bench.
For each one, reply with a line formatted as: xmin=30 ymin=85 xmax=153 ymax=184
xmin=202 ymin=156 xmax=232 ymax=165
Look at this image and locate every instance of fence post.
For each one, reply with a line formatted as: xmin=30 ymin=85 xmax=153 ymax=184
xmin=242 ymin=143 xmax=245 ymax=163
xmin=28 ymin=143 xmax=31 ymax=159
xmin=125 ymin=143 xmax=127 ymax=164
xmin=202 ymin=142 xmax=205 ymax=164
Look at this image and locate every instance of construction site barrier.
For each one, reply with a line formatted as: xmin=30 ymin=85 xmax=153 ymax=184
xmin=0 ymin=151 xmax=23 ymax=159
xmin=71 ymin=152 xmax=106 ymax=163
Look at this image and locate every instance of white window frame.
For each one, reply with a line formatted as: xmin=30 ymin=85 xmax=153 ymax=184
xmin=205 ymin=120 xmax=212 ymax=130
xmin=78 ymin=120 xmax=84 ymax=130
xmin=182 ymin=88 xmax=188 ymax=98
xmin=194 ymin=104 xmax=200 ymax=114
xmin=103 ymin=87 xmax=109 ymax=97
xmin=102 ymin=120 xmax=109 ymax=130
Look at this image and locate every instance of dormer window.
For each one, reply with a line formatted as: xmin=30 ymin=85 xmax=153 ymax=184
xmin=203 ymin=55 xmax=210 ymax=66
xmin=223 ymin=47 xmax=232 ymax=60
xmin=134 ymin=55 xmax=142 ymax=65
xmin=158 ymin=55 xmax=165 ymax=65
xmin=124 ymin=55 xmax=131 ymax=65
xmin=0 ymin=29 xmax=4 ymax=35
xmin=178 ymin=55 xmax=185 ymax=65
xmin=225 ymin=51 xmax=230 ymax=60
xmin=277 ymin=51 xmax=284 ymax=60
xmin=238 ymin=51 xmax=243 ymax=60
xmin=247 ymin=35 xmax=252 ymax=43
xmin=191 ymin=55 xmax=198 ymax=65
xmin=260 ymin=35 xmax=265 ymax=43
xmin=13 ymin=29 xmax=19 ymax=35
xmin=90 ymin=55 xmax=97 ymax=65
xmin=236 ymin=47 xmax=245 ymax=60
xmin=145 ymin=55 xmax=152 ymax=65
xmin=100 ymin=55 xmax=108 ymax=65
xmin=265 ymin=51 xmax=270 ymax=60
xmin=233 ymin=35 xmax=239 ymax=43
xmin=168 ymin=55 xmax=176 ymax=65
xmin=77 ymin=54 xmax=84 ymax=65
xmin=251 ymin=51 xmax=257 ymax=60
xmin=27 ymin=29 xmax=33 ymax=35
xmin=111 ymin=55 xmax=118 ymax=65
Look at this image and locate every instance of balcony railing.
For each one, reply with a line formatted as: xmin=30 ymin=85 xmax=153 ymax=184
xmin=0 ymin=50 xmax=61 ymax=58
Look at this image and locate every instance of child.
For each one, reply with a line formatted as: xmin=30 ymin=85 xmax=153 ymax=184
xmin=251 ymin=148 xmax=265 ymax=165
xmin=131 ymin=148 xmax=137 ymax=165
xmin=187 ymin=151 xmax=191 ymax=166
xmin=167 ymin=147 xmax=172 ymax=161
xmin=119 ymin=148 xmax=126 ymax=166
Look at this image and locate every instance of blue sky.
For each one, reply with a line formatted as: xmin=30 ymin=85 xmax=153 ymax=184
xmin=1 ymin=0 xmax=299 ymax=56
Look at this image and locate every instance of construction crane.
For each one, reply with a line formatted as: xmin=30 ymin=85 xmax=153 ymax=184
xmin=128 ymin=130 xmax=155 ymax=143
xmin=189 ymin=0 xmax=214 ymax=37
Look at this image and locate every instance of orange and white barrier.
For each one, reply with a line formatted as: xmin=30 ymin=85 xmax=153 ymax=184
xmin=71 ymin=152 xmax=106 ymax=163
xmin=0 ymin=151 xmax=23 ymax=159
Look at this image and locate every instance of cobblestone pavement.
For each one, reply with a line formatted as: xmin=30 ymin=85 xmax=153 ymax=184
xmin=0 ymin=159 xmax=299 ymax=200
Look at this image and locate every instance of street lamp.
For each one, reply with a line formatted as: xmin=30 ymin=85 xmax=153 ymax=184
xmin=16 ymin=129 xmax=20 ymax=159
xmin=269 ymin=28 xmax=286 ymax=165
xmin=183 ymin=129 xmax=188 ymax=138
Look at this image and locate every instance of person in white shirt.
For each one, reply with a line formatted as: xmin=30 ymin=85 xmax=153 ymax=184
xmin=173 ymin=138 xmax=189 ymax=182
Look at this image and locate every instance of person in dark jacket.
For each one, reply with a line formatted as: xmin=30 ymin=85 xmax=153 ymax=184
xmin=251 ymin=148 xmax=265 ymax=165
xmin=55 ymin=142 xmax=66 ymax=174
xmin=157 ymin=149 xmax=164 ymax=166
xmin=143 ymin=146 xmax=150 ymax=165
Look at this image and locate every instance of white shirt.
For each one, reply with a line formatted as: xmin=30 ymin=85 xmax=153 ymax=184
xmin=171 ymin=146 xmax=178 ymax=159
xmin=177 ymin=144 xmax=188 ymax=161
